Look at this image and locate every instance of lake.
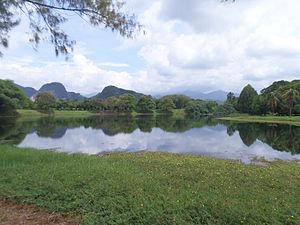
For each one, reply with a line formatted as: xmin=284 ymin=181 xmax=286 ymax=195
xmin=0 ymin=115 xmax=299 ymax=164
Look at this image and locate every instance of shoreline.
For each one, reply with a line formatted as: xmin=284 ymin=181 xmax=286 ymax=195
xmin=219 ymin=115 xmax=300 ymax=126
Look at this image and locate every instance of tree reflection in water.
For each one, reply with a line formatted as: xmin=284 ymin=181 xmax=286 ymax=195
xmin=1 ymin=116 xmax=299 ymax=154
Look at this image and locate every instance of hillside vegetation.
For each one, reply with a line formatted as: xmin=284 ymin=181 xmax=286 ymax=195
xmin=0 ymin=80 xmax=32 ymax=116
xmin=223 ymin=80 xmax=300 ymax=116
xmin=1 ymin=79 xmax=299 ymax=117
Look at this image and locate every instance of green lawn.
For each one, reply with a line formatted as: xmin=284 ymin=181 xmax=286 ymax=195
xmin=18 ymin=109 xmax=185 ymax=119
xmin=16 ymin=109 xmax=45 ymax=117
xmin=17 ymin=109 xmax=94 ymax=118
xmin=220 ymin=114 xmax=300 ymax=126
xmin=132 ymin=109 xmax=185 ymax=118
xmin=0 ymin=145 xmax=299 ymax=225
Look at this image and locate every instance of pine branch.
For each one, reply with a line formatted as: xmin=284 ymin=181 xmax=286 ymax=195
xmin=22 ymin=0 xmax=109 ymax=21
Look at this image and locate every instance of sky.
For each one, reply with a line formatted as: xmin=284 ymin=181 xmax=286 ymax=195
xmin=0 ymin=0 xmax=300 ymax=95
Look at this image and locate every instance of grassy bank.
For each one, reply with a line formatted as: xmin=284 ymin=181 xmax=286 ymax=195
xmin=220 ymin=115 xmax=300 ymax=126
xmin=18 ymin=109 xmax=185 ymax=119
xmin=0 ymin=145 xmax=299 ymax=225
xmin=132 ymin=109 xmax=185 ymax=118
xmin=17 ymin=110 xmax=94 ymax=118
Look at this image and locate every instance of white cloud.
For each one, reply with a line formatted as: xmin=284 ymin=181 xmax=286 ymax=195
xmin=0 ymin=49 xmax=168 ymax=95
xmin=126 ymin=0 xmax=300 ymax=92
xmin=97 ymin=62 xmax=129 ymax=68
xmin=1 ymin=0 xmax=300 ymax=94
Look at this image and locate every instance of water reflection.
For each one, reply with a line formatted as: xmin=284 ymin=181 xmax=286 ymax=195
xmin=0 ymin=116 xmax=299 ymax=163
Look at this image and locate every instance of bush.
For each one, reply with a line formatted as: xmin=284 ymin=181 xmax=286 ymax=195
xmin=136 ymin=96 xmax=156 ymax=113
xmin=0 ymin=80 xmax=31 ymax=115
xmin=294 ymin=104 xmax=300 ymax=115
xmin=214 ymin=103 xmax=237 ymax=117
xmin=35 ymin=92 xmax=56 ymax=113
xmin=185 ymin=101 xmax=208 ymax=117
xmin=157 ymin=97 xmax=175 ymax=114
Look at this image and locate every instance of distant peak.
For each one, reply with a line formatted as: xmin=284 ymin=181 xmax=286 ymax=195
xmin=42 ymin=82 xmax=65 ymax=87
xmin=95 ymin=85 xmax=144 ymax=99
xmin=38 ymin=82 xmax=84 ymax=100
xmin=103 ymin=85 xmax=118 ymax=89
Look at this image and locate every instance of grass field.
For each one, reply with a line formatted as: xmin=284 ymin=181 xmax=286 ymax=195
xmin=220 ymin=115 xmax=300 ymax=126
xmin=132 ymin=109 xmax=186 ymax=118
xmin=0 ymin=145 xmax=299 ymax=225
xmin=17 ymin=109 xmax=94 ymax=118
xmin=17 ymin=109 xmax=186 ymax=119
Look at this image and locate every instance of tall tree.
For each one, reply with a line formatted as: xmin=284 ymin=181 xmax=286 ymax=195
xmin=118 ymin=94 xmax=136 ymax=112
xmin=35 ymin=92 xmax=56 ymax=113
xmin=185 ymin=100 xmax=209 ymax=117
xmin=0 ymin=0 xmax=140 ymax=56
xmin=165 ymin=95 xmax=191 ymax=109
xmin=226 ymin=92 xmax=235 ymax=102
xmin=267 ymin=92 xmax=279 ymax=114
xmin=237 ymin=84 xmax=258 ymax=114
xmin=251 ymin=95 xmax=266 ymax=115
xmin=136 ymin=96 xmax=156 ymax=113
xmin=157 ymin=97 xmax=176 ymax=114
xmin=283 ymin=89 xmax=299 ymax=116
xmin=214 ymin=103 xmax=237 ymax=117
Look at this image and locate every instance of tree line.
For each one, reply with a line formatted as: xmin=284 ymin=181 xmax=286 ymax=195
xmin=224 ymin=80 xmax=300 ymax=116
xmin=0 ymin=79 xmax=299 ymax=117
xmin=0 ymin=80 xmax=219 ymax=116
xmin=34 ymin=92 xmax=218 ymax=116
xmin=2 ymin=115 xmax=299 ymax=154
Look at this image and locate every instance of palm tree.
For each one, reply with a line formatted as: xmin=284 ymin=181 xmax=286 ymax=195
xmin=267 ymin=92 xmax=279 ymax=114
xmin=283 ymin=89 xmax=299 ymax=116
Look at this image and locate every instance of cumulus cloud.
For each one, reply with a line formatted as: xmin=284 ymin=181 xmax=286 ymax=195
xmin=130 ymin=0 xmax=300 ymax=92
xmin=1 ymin=0 xmax=300 ymax=94
xmin=0 ymin=49 xmax=169 ymax=95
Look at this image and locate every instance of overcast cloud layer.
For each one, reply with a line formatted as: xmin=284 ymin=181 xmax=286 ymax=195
xmin=0 ymin=0 xmax=299 ymax=95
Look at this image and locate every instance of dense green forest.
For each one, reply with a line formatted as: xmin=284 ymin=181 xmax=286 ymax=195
xmin=226 ymin=80 xmax=300 ymax=116
xmin=0 ymin=79 xmax=299 ymax=116
xmin=0 ymin=80 xmax=32 ymax=116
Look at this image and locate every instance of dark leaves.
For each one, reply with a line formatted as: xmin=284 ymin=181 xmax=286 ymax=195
xmin=0 ymin=0 xmax=141 ymax=57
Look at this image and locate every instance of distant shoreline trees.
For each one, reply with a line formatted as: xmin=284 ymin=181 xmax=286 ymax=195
xmin=136 ymin=96 xmax=156 ymax=113
xmin=237 ymin=84 xmax=258 ymax=114
xmin=0 ymin=79 xmax=299 ymax=117
xmin=283 ymin=89 xmax=299 ymax=116
xmin=35 ymin=92 xmax=56 ymax=113
xmin=226 ymin=80 xmax=300 ymax=116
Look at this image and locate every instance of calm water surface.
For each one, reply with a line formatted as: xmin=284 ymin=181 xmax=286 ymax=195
xmin=1 ymin=116 xmax=299 ymax=163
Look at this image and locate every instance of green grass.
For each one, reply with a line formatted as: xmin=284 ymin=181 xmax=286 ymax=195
xmin=0 ymin=145 xmax=299 ymax=225
xmin=17 ymin=109 xmax=94 ymax=118
xmin=171 ymin=109 xmax=186 ymax=118
xmin=17 ymin=109 xmax=184 ymax=119
xmin=53 ymin=110 xmax=94 ymax=117
xmin=16 ymin=109 xmax=45 ymax=117
xmin=132 ymin=109 xmax=186 ymax=118
xmin=220 ymin=114 xmax=300 ymax=126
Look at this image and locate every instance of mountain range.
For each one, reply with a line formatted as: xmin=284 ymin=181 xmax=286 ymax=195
xmin=155 ymin=90 xmax=237 ymax=102
xmin=16 ymin=82 xmax=235 ymax=102
xmin=181 ymin=90 xmax=234 ymax=102
xmin=39 ymin=82 xmax=85 ymax=100
xmin=15 ymin=84 xmax=38 ymax=98
xmin=16 ymin=82 xmax=85 ymax=100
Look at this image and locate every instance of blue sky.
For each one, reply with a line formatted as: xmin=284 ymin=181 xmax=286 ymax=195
xmin=0 ymin=0 xmax=300 ymax=95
